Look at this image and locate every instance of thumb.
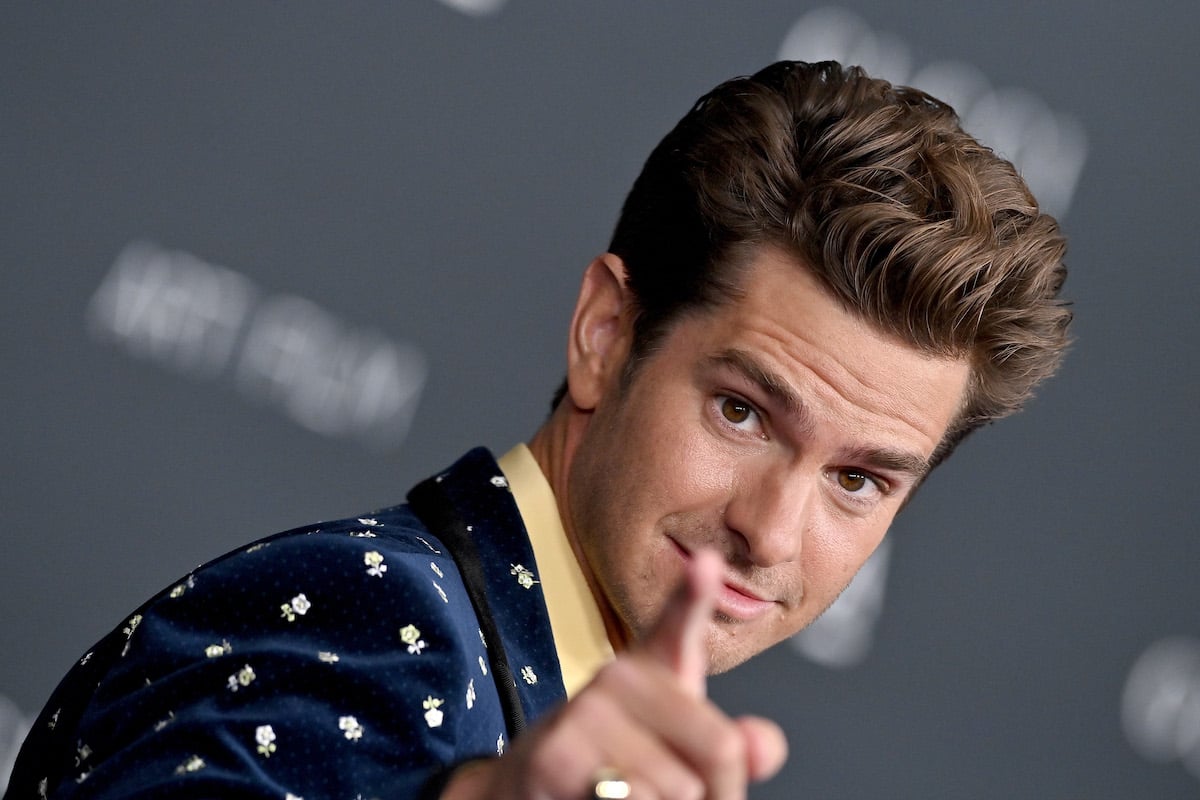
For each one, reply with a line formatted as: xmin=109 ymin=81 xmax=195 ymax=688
xmin=639 ymin=549 xmax=722 ymax=698
xmin=737 ymin=715 xmax=789 ymax=782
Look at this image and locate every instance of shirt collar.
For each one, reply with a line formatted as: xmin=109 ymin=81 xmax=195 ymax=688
xmin=498 ymin=443 xmax=614 ymax=696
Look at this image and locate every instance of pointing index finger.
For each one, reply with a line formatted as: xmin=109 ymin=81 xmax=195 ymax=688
xmin=641 ymin=548 xmax=722 ymax=698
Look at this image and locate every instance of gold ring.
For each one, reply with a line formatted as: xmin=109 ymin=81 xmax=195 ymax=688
xmin=593 ymin=767 xmax=631 ymax=799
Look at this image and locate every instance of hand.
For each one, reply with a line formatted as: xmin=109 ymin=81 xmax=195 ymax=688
xmin=442 ymin=550 xmax=788 ymax=800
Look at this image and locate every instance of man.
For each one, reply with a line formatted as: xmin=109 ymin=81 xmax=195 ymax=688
xmin=5 ymin=61 xmax=1069 ymax=800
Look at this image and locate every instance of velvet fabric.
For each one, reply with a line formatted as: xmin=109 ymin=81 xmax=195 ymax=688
xmin=5 ymin=449 xmax=567 ymax=799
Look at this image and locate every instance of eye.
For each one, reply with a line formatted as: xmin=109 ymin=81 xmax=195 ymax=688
xmin=837 ymin=470 xmax=869 ymax=492
xmin=720 ymin=397 xmax=753 ymax=425
xmin=835 ymin=469 xmax=882 ymax=499
xmin=712 ymin=395 xmax=764 ymax=437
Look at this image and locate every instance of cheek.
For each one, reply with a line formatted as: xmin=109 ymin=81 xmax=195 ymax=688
xmin=621 ymin=411 xmax=731 ymax=514
xmin=639 ymin=455 xmax=730 ymax=530
xmin=803 ymin=520 xmax=886 ymax=599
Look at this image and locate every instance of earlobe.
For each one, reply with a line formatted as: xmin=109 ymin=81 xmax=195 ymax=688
xmin=565 ymin=254 xmax=635 ymax=412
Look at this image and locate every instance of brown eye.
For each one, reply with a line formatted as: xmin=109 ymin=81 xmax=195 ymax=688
xmin=720 ymin=397 xmax=752 ymax=424
xmin=837 ymin=470 xmax=869 ymax=492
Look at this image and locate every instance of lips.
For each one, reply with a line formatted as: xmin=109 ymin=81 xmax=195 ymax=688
xmin=667 ymin=537 xmax=776 ymax=621
xmin=715 ymin=578 xmax=775 ymax=621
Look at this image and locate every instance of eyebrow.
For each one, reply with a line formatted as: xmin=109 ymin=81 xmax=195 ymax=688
xmin=843 ymin=446 xmax=931 ymax=484
xmin=706 ymin=349 xmax=805 ymax=420
xmin=705 ymin=348 xmax=932 ymax=483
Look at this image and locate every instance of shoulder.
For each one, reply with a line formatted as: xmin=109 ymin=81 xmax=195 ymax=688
xmin=186 ymin=503 xmax=450 ymax=585
xmin=131 ymin=504 xmax=473 ymax=663
xmin=9 ymin=502 xmax=505 ymax=799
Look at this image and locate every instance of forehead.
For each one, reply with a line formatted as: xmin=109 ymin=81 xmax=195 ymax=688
xmin=672 ymin=249 xmax=971 ymax=455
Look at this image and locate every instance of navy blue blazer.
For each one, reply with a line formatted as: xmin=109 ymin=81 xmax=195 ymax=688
xmin=5 ymin=449 xmax=568 ymax=799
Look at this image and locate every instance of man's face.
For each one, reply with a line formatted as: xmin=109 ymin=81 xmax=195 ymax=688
xmin=564 ymin=248 xmax=971 ymax=673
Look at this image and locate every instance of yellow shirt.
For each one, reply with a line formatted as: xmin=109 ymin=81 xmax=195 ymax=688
xmin=498 ymin=444 xmax=614 ymax=697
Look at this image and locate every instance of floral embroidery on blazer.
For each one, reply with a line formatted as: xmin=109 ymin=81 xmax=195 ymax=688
xmin=5 ymin=449 xmax=567 ymax=800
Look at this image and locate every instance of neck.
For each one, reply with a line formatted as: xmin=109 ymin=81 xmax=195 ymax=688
xmin=527 ymin=403 xmax=631 ymax=652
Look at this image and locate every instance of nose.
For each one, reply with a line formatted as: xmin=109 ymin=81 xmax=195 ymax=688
xmin=722 ymin=461 xmax=810 ymax=567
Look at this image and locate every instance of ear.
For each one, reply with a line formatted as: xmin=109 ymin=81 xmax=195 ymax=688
xmin=565 ymin=253 xmax=635 ymax=412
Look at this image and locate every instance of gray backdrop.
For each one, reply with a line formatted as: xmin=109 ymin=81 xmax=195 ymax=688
xmin=3 ymin=3 xmax=1198 ymax=797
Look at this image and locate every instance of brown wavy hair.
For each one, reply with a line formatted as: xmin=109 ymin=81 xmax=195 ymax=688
xmin=606 ymin=60 xmax=1071 ymax=467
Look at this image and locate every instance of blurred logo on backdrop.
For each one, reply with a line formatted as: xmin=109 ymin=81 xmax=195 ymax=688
xmin=87 ymin=241 xmax=427 ymax=451
xmin=779 ymin=6 xmax=1088 ymax=219
xmin=436 ymin=0 xmax=506 ymax=16
xmin=1123 ymin=636 xmax=1200 ymax=785
xmin=789 ymin=539 xmax=891 ymax=669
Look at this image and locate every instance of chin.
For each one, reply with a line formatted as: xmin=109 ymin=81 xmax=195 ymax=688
xmin=704 ymin=628 xmax=761 ymax=675
xmin=706 ymin=648 xmax=756 ymax=675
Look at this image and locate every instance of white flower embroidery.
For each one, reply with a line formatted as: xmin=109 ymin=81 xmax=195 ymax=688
xmin=205 ymin=640 xmax=232 ymax=658
xmin=357 ymin=518 xmax=382 ymax=527
xmin=399 ymin=624 xmax=427 ymax=654
xmin=37 ymin=777 xmax=47 ymax=799
xmin=74 ymin=742 xmax=92 ymax=768
xmin=415 ymin=535 xmax=441 ymax=554
xmin=466 ymin=679 xmax=476 ymax=709
xmin=154 ymin=711 xmax=176 ymax=732
xmin=479 ymin=629 xmax=486 ymax=647
xmin=422 ymin=696 xmax=445 ymax=728
xmin=318 ymin=651 xmax=340 ymax=663
xmin=432 ymin=581 xmax=448 ymax=603
xmin=430 ymin=562 xmax=444 ymax=578
xmin=350 ymin=530 xmax=378 ymax=538
xmin=245 ymin=542 xmax=268 ymax=553
xmin=79 ymin=652 xmax=93 ymax=666
xmin=478 ymin=656 xmax=488 ymax=675
xmin=175 ymin=755 xmax=206 ymax=775
xmin=521 ymin=666 xmax=538 ymax=685
xmin=121 ymin=614 xmax=143 ymax=655
xmin=510 ymin=564 xmax=538 ymax=589
xmin=48 ymin=709 xmax=60 ymax=730
xmin=285 ymin=794 xmax=304 ymax=800
xmin=255 ymin=725 xmax=277 ymax=757
xmin=169 ymin=575 xmax=196 ymax=598
xmin=227 ymin=664 xmax=256 ymax=692
xmin=497 ymin=734 xmax=505 ymax=756
xmin=490 ymin=474 xmax=509 ymax=488
xmin=281 ymin=593 xmax=311 ymax=622
xmin=339 ymin=715 xmax=364 ymax=741
xmin=364 ymin=550 xmax=387 ymax=577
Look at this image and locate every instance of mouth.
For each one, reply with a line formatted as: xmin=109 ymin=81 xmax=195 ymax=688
xmin=667 ymin=537 xmax=776 ymax=622
xmin=715 ymin=577 xmax=775 ymax=621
